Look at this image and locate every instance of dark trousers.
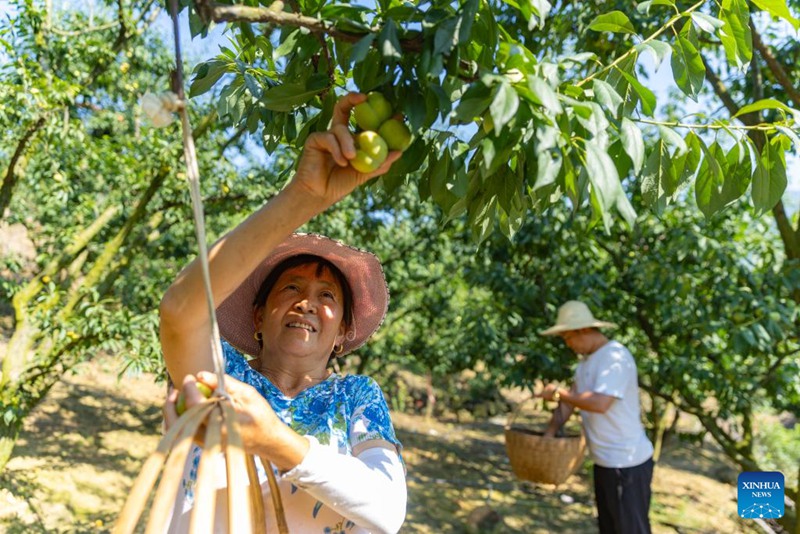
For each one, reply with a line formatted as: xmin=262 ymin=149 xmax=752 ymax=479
xmin=593 ymin=457 xmax=654 ymax=534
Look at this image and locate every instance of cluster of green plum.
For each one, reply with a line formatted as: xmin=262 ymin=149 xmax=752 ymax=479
xmin=350 ymin=92 xmax=412 ymax=173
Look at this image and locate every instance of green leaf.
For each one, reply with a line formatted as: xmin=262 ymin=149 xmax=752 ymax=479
xmin=189 ymin=60 xmax=228 ymax=98
xmin=615 ymin=189 xmax=637 ymax=228
xmin=584 ymin=140 xmax=621 ymax=214
xmin=261 ymin=78 xmax=326 ymax=112
xmin=430 ymin=149 xmax=458 ymax=210
xmin=349 ymin=34 xmax=376 ymax=65
xmin=620 ymin=118 xmax=644 ymax=174
xmin=497 ymin=166 xmax=523 ymax=212
xmin=635 ymin=40 xmax=672 ymax=70
xmin=434 ymin=17 xmax=459 ymax=56
xmin=750 ymin=0 xmax=800 ymax=30
xmin=378 ymin=19 xmax=402 ymax=60
xmin=776 ymin=126 xmax=800 ymax=152
xmin=489 ymin=82 xmax=519 ymax=133
xmin=481 ymin=138 xmax=497 ymax=170
xmin=670 ymin=131 xmax=702 ymax=195
xmin=752 ymin=141 xmax=787 ymax=216
xmin=588 ymin=11 xmax=637 ymax=34
xmin=641 ymin=139 xmax=672 ymax=212
xmin=275 ymin=29 xmax=301 ymax=58
xmin=695 ymin=141 xmax=725 ymax=218
xmin=637 ymin=0 xmax=675 ymax=15
xmin=617 ymin=69 xmax=656 ymax=116
xmin=243 ymin=73 xmax=262 ymax=99
xmin=188 ymin=9 xmax=207 ymax=38
xmin=528 ymin=76 xmax=562 ymax=115
xmin=534 ymin=150 xmax=562 ymax=191
xmin=719 ymin=0 xmax=752 ymax=70
xmin=321 ymin=3 xmax=372 ymax=19
xmin=453 ymin=82 xmax=493 ymax=122
xmin=658 ymin=125 xmax=688 ymax=157
xmin=718 ymin=142 xmax=752 ymax=208
xmin=670 ymin=35 xmax=705 ymax=100
xmin=592 ymin=79 xmax=623 ymax=116
xmin=528 ymin=0 xmax=553 ymax=30
xmin=733 ymin=98 xmax=800 ymax=120
xmin=458 ymin=0 xmax=481 ymax=43
xmin=691 ymin=12 xmax=725 ymax=34
xmin=353 ymin=50 xmax=388 ymax=92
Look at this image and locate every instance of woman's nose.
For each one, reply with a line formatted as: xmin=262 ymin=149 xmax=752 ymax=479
xmin=294 ymin=298 xmax=317 ymax=313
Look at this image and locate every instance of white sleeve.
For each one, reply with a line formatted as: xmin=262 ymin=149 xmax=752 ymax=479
xmin=281 ymin=437 xmax=407 ymax=534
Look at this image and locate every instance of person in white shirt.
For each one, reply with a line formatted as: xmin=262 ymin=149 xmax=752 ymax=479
xmin=538 ymin=300 xmax=654 ymax=534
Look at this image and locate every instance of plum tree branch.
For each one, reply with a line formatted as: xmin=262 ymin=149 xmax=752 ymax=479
xmin=702 ymin=51 xmax=800 ymax=264
xmin=0 ymin=117 xmax=46 ymax=220
xmin=635 ymin=118 xmax=787 ymax=131
xmin=751 ymin=25 xmax=800 ymax=108
xmin=194 ymin=0 xmax=425 ymax=50
xmin=576 ymin=0 xmax=705 ymax=87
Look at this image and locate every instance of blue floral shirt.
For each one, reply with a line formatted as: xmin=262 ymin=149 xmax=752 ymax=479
xmin=168 ymin=341 xmax=402 ymax=533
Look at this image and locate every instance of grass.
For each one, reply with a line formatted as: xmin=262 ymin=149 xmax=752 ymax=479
xmin=0 ymin=356 xmax=762 ymax=533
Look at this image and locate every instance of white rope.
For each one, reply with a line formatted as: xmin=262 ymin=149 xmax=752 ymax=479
xmin=169 ymin=0 xmax=228 ymax=396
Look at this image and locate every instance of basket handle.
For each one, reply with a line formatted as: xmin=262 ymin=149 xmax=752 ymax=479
xmin=506 ymin=393 xmax=568 ymax=436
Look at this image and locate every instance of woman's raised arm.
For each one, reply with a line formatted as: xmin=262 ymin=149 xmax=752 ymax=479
xmin=159 ymin=92 xmax=401 ymax=385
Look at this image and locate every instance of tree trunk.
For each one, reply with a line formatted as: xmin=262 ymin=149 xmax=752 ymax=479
xmin=649 ymin=396 xmax=672 ymax=463
xmin=0 ymin=418 xmax=22 ymax=472
xmin=424 ymin=372 xmax=435 ymax=421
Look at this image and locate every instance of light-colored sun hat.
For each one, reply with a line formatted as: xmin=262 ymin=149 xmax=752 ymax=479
xmin=216 ymin=233 xmax=389 ymax=357
xmin=539 ymin=300 xmax=617 ymax=336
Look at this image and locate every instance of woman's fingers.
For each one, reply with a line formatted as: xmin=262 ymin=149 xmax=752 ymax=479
xmin=330 ymin=123 xmax=356 ymax=162
xmin=331 ymin=92 xmax=365 ymax=129
xmin=163 ymin=385 xmax=179 ymax=429
xmin=181 ymin=374 xmax=208 ymax=407
xmin=305 ymin=131 xmax=348 ymax=168
xmin=370 ymin=150 xmax=402 ymax=177
xmin=196 ymin=371 xmax=220 ymax=391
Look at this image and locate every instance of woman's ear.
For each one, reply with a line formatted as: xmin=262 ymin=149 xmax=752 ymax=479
xmin=335 ymin=322 xmax=346 ymax=347
xmin=253 ymin=306 xmax=264 ymax=333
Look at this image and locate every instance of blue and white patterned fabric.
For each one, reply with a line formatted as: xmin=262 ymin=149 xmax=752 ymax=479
xmin=167 ymin=340 xmax=402 ymax=533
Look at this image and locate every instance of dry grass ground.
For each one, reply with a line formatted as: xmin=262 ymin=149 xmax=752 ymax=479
xmin=0 ymin=356 xmax=761 ymax=533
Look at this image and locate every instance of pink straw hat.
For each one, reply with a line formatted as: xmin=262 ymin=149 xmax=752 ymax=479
xmin=216 ymin=233 xmax=389 ymax=357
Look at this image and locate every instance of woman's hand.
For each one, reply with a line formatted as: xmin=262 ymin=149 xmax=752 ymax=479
xmin=289 ymin=92 xmax=402 ymax=209
xmin=168 ymin=372 xmax=309 ymax=471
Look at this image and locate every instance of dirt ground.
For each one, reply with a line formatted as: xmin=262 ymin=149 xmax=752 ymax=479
xmin=0 ymin=356 xmax=761 ymax=533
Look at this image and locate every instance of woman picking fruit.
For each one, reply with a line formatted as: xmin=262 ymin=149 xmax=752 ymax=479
xmin=160 ymin=92 xmax=407 ymax=533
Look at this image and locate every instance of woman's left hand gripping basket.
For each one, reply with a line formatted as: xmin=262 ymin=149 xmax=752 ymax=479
xmin=112 ymin=393 xmax=286 ymax=534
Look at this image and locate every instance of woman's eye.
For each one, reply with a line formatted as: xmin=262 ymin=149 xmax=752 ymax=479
xmin=321 ymin=291 xmax=335 ymax=300
xmin=284 ymin=284 xmax=299 ymax=291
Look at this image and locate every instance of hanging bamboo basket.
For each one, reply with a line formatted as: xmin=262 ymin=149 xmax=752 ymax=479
xmin=113 ymin=397 xmax=289 ymax=534
xmin=504 ymin=397 xmax=586 ymax=486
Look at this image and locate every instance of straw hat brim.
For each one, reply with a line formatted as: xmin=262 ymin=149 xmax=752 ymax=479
xmin=216 ymin=233 xmax=389 ymax=357
xmin=540 ymin=320 xmax=618 ymax=336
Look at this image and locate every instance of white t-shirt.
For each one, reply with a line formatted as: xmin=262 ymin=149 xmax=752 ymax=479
xmin=574 ymin=340 xmax=654 ymax=468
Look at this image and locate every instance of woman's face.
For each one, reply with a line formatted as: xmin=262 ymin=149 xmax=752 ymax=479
xmin=255 ymin=263 xmax=346 ymax=359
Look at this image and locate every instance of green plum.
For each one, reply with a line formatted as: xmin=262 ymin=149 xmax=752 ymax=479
xmin=353 ymin=92 xmax=393 ymax=131
xmin=351 ymin=131 xmax=389 ymax=173
xmin=378 ymin=119 xmax=412 ymax=152
xmin=482 ymin=113 xmax=494 ymax=134
xmin=176 ymin=382 xmax=214 ymax=416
